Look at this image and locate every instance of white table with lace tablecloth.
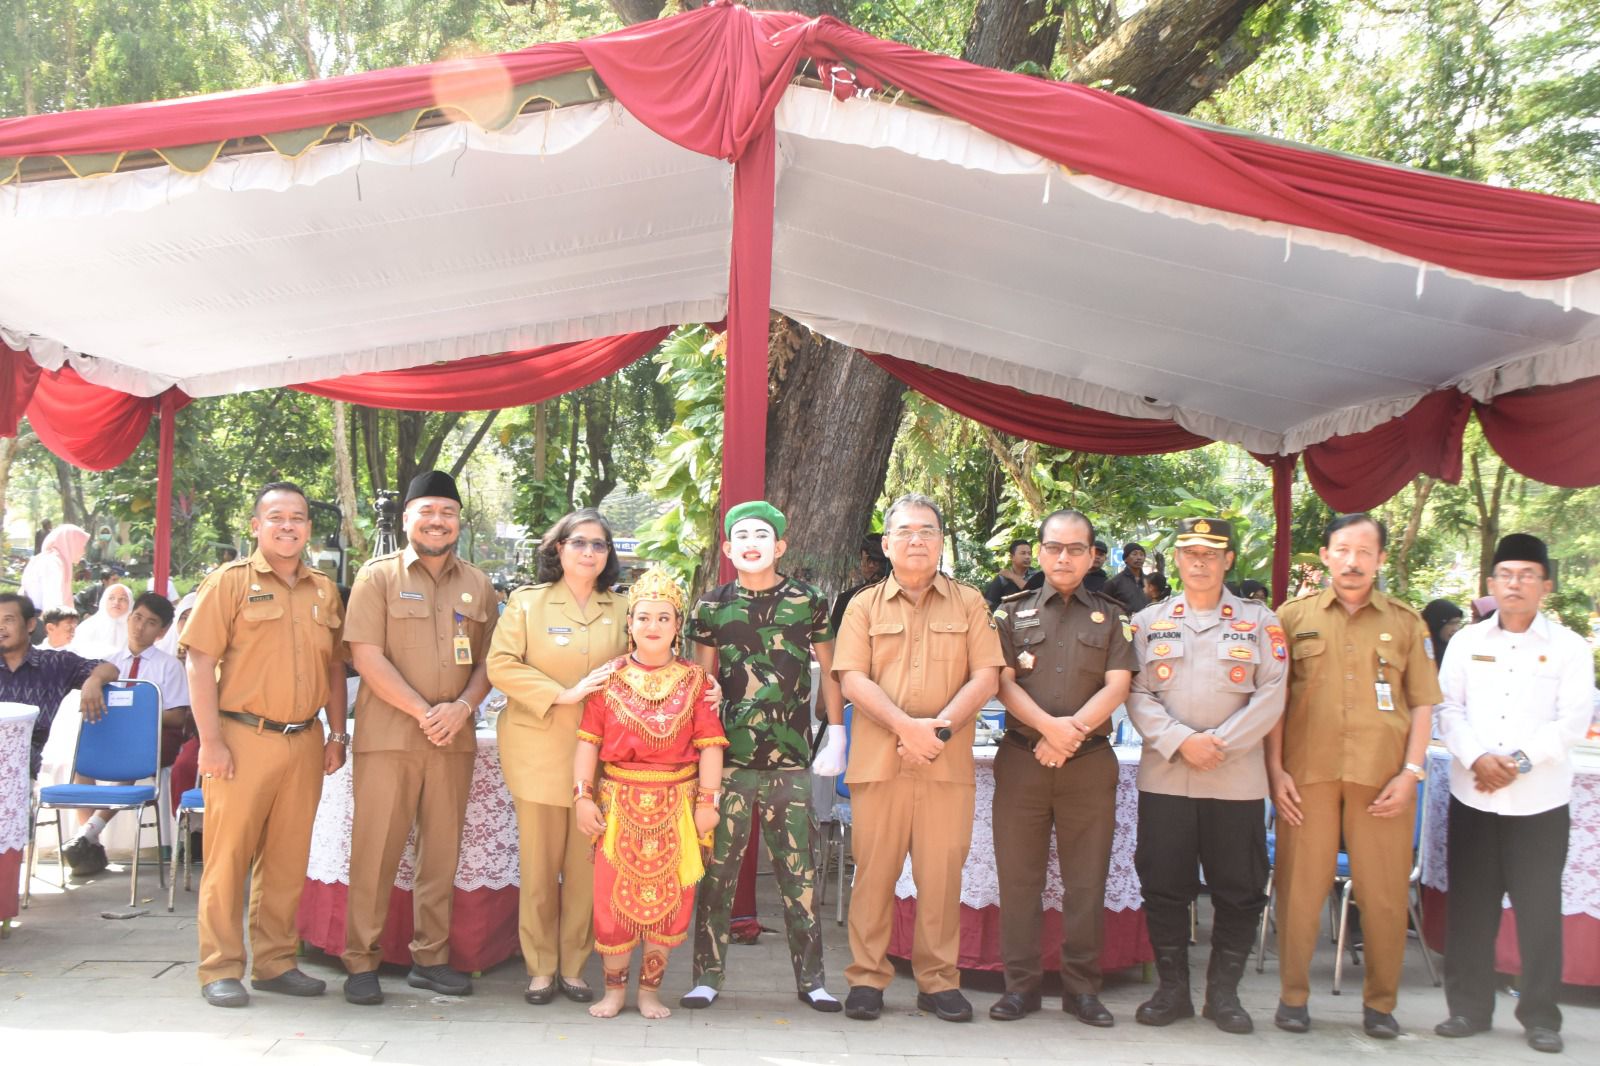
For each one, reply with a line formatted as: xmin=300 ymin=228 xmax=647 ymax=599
xmin=1 ymin=703 xmax=40 ymax=926
xmin=1419 ymin=745 xmax=1600 ymax=986
xmin=298 ymin=725 xmax=521 ymax=972
xmin=889 ymin=744 xmax=1151 ymax=973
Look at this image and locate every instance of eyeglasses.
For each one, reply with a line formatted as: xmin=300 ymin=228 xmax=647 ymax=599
xmin=1491 ymin=569 xmax=1542 ymax=586
xmin=1040 ymin=542 xmax=1090 ymax=558
xmin=562 ymin=537 xmax=610 ymax=555
xmin=887 ymin=528 xmax=941 ymax=543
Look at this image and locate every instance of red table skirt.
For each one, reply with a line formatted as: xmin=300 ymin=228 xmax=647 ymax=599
xmin=1420 ymin=886 xmax=1600 ymax=987
xmin=298 ymin=879 xmax=521 ymax=974
xmin=0 ymin=848 xmax=21 ymax=922
xmin=891 ymin=898 xmax=1152 ymax=974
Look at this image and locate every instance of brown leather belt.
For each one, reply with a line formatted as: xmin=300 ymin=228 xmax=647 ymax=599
xmin=219 ymin=709 xmax=315 ymax=735
xmin=1003 ymin=729 xmax=1111 ymax=760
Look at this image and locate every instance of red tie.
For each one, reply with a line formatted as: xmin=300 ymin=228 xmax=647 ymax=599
xmin=128 ymin=656 xmax=140 ymax=679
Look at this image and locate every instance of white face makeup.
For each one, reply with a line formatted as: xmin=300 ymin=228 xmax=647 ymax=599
xmin=726 ymin=517 xmax=781 ymax=574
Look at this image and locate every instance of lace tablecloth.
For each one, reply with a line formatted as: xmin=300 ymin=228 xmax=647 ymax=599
xmin=1 ymin=704 xmax=40 ymax=922
xmin=1420 ymin=747 xmax=1600 ymax=919
xmin=305 ymin=727 xmax=518 ymax=891
xmin=894 ymin=746 xmax=1142 ymax=911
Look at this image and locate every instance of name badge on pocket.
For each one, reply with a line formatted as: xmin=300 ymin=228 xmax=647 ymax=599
xmin=399 ymin=590 xmax=425 ymax=601
xmin=453 ymin=635 xmax=473 ymax=665
xmin=1375 ymin=681 xmax=1395 ymax=712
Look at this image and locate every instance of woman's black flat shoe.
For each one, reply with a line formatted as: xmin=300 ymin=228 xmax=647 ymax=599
xmin=524 ymin=980 xmax=558 ymax=1005
xmin=557 ymin=977 xmax=594 ymax=1003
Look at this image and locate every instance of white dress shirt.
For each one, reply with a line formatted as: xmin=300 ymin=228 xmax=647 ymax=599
xmin=1436 ymin=611 xmax=1595 ymax=816
xmin=108 ymin=644 xmax=191 ymax=711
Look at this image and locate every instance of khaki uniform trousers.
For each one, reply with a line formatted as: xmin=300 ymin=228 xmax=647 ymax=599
xmin=197 ymin=716 xmax=324 ymax=985
xmin=342 ymin=748 xmax=475 ymax=972
xmin=845 ymin=767 xmax=974 ymax=993
xmin=992 ymin=740 xmax=1118 ymax=995
xmin=1275 ymin=779 xmax=1415 ymax=1012
xmin=514 ymin=798 xmax=595 ymax=979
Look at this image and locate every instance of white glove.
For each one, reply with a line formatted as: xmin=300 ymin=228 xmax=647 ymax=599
xmin=812 ymin=724 xmax=848 ymax=776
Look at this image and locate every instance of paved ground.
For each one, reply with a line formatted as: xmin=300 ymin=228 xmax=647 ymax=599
xmin=2 ymin=855 xmax=1594 ymax=1064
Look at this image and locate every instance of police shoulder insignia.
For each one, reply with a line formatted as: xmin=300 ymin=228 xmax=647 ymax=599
xmin=1230 ymin=620 xmax=1256 ymax=633
xmin=993 ymin=608 xmax=1007 ymax=621
xmin=1154 ymin=662 xmax=1174 ymax=681
xmin=1170 ymin=603 xmax=1185 ymax=617
xmin=1221 ymin=603 xmax=1234 ymax=618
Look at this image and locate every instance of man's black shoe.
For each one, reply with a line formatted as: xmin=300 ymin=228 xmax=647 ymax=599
xmin=408 ymin=963 xmax=472 ymax=996
xmin=1526 ymin=1027 xmax=1563 ymax=1054
xmin=917 ymin=989 xmax=973 ymax=1022
xmin=844 ymin=985 xmax=883 ymax=1020
xmin=1363 ymin=1007 xmax=1400 ymax=1039
xmin=65 ymin=837 xmax=108 ymax=877
xmin=251 ymin=968 xmax=326 ymax=997
xmin=1274 ymin=1001 xmax=1311 ymax=1033
xmin=344 ymin=970 xmax=383 ymax=1006
xmin=1065 ymin=993 xmax=1115 ymax=1027
xmin=202 ymin=978 xmax=249 ymax=1008
xmin=1435 ymin=1015 xmax=1489 ymax=1038
xmin=988 ymin=991 xmax=1041 ymax=1021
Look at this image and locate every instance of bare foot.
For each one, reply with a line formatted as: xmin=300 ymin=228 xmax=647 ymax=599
xmin=589 ymin=987 xmax=627 ymax=1018
xmin=637 ymin=988 xmax=671 ymax=1020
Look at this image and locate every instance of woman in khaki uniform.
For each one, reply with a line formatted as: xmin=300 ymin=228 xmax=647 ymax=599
xmin=488 ymin=509 xmax=628 ymax=1004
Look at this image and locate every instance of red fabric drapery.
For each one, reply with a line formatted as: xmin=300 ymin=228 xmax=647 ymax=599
xmin=1301 ymin=390 xmax=1472 ymax=512
xmin=1477 ymin=376 xmax=1600 ymax=488
xmin=1 ymin=341 xmax=42 ymax=437
xmin=22 ymin=364 xmax=189 ymax=472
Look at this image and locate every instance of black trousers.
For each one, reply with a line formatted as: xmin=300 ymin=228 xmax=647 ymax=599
xmin=1444 ymin=797 xmax=1569 ymax=1032
xmin=1134 ymin=791 xmax=1268 ymax=955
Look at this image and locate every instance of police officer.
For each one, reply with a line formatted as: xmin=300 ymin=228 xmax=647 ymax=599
xmin=1266 ymin=513 xmax=1439 ymax=1039
xmin=341 ymin=471 xmax=497 ymax=1005
xmin=1127 ymin=517 xmax=1287 ymax=1034
xmin=186 ymin=481 xmax=348 ymax=1009
xmin=988 ymin=510 xmax=1136 ymax=1026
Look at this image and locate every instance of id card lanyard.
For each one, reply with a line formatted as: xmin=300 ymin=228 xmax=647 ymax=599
xmin=453 ymin=611 xmax=473 ymax=665
xmin=1375 ymin=656 xmax=1395 ymax=712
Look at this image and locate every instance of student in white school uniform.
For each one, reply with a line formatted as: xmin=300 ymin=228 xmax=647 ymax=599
xmin=62 ymin=591 xmax=192 ymax=877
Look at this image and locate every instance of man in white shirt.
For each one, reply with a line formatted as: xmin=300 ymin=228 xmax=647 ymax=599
xmin=1434 ymin=533 xmax=1593 ymax=1055
xmin=62 ymin=592 xmax=192 ymax=877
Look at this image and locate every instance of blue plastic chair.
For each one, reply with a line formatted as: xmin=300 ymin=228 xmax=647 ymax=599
xmin=815 ymin=704 xmax=855 ymax=924
xmin=167 ymin=787 xmax=204 ymax=912
xmin=1331 ymin=778 xmax=1439 ymax=993
xmin=25 ymin=680 xmax=166 ymax=907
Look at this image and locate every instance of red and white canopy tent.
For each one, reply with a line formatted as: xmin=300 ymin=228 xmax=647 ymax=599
xmin=3 ymin=2 xmax=1600 ymax=600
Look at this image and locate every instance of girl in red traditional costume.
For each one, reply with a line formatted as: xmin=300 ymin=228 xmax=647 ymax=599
xmin=574 ymin=568 xmax=726 ymax=1018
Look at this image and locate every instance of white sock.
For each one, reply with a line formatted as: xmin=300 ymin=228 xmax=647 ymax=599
xmin=686 ymin=985 xmax=718 ymax=1003
xmin=807 ymin=987 xmax=838 ymax=1004
xmin=82 ymin=814 xmax=109 ymax=842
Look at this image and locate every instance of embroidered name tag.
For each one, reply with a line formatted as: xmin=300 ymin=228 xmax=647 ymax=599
xmin=1471 ymin=654 xmax=1497 ymax=662
xmin=248 ymin=594 xmax=273 ymax=603
xmin=548 ymin=626 xmax=573 ymax=634
xmin=399 ymin=591 xmax=425 ymax=601
xmin=1294 ymin=631 xmax=1319 ymax=639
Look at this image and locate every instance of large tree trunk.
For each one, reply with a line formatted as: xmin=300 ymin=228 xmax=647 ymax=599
xmin=330 ymin=400 xmax=367 ymax=554
xmin=1068 ymin=0 xmax=1268 ymax=113
xmin=52 ymin=456 xmax=89 ymax=528
xmin=964 ymin=0 xmax=1065 ymax=73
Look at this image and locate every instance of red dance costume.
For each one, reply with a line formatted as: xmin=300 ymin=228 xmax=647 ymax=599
xmin=578 ymin=655 xmax=727 ymax=955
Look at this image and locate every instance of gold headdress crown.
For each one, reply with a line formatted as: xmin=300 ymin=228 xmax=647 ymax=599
xmin=627 ymin=566 xmax=687 ymax=615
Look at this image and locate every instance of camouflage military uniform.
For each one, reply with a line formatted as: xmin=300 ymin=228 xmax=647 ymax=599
xmin=687 ymin=576 xmax=832 ymax=995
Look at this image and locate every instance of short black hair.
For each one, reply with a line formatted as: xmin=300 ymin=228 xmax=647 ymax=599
xmin=884 ymin=493 xmax=944 ymax=533
xmin=1240 ymin=579 xmax=1270 ymax=600
xmin=1144 ymin=572 xmax=1171 ymax=599
xmin=536 ymin=508 xmax=622 ymax=589
xmin=1323 ymin=512 xmax=1388 ymax=550
xmin=1038 ymin=509 xmax=1095 ymax=546
xmin=1006 ymin=539 xmax=1031 ymax=554
xmin=97 ymin=568 xmax=115 ymax=582
xmin=41 ymin=606 xmax=80 ymax=626
xmin=254 ymin=481 xmax=309 ymax=514
xmin=131 ymin=592 xmax=175 ymax=627
xmin=0 ymin=593 xmax=37 ymax=621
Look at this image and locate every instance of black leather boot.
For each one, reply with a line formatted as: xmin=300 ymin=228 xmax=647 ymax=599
xmin=1201 ymin=949 xmax=1253 ymax=1034
xmin=1136 ymin=946 xmax=1195 ymax=1026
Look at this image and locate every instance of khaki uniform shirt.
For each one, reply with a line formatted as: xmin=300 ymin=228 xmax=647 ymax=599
xmin=1276 ymin=588 xmax=1441 ymax=790
xmin=994 ymin=582 xmax=1138 ymax=744
xmin=1127 ymin=589 xmax=1288 ymax=800
xmin=184 ymin=549 xmax=344 ymax=723
xmin=487 ymin=581 xmax=628 ymax=806
xmin=832 ymin=573 xmax=1006 ymax=785
xmin=344 ymin=547 xmax=497 ymax=755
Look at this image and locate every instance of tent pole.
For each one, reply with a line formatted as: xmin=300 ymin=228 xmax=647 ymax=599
xmin=1270 ymin=454 xmax=1295 ymax=607
xmin=154 ymin=390 xmax=177 ymax=596
xmin=717 ymin=122 xmax=778 ymax=583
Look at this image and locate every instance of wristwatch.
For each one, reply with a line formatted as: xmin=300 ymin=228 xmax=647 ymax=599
xmin=327 ymin=731 xmax=351 ymax=746
xmin=1403 ymin=762 xmax=1426 ymax=782
xmin=1511 ymin=749 xmax=1533 ymax=774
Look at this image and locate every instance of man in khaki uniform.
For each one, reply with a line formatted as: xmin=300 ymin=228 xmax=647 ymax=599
xmin=342 ymin=471 xmax=497 ymax=1005
xmin=988 ymin=510 xmax=1136 ymax=1027
xmin=834 ymin=493 xmax=1004 ymax=1024
xmin=1266 ymin=513 xmax=1439 ymax=1039
xmin=1127 ymin=517 xmax=1286 ymax=1035
xmin=187 ymin=482 xmax=348 ymax=1009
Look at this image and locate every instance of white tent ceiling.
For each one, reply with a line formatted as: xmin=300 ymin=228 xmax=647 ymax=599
xmin=3 ymin=84 xmax=1598 ymax=455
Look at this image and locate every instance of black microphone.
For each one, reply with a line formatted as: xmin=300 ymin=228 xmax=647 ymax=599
xmin=935 ymin=727 xmax=953 ymax=741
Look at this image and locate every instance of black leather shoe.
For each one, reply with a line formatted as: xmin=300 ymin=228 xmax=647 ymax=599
xmin=64 ymin=836 xmax=108 ymax=877
xmin=408 ymin=963 xmax=471 ymax=996
xmin=251 ymin=968 xmax=326 ymax=997
xmin=557 ymin=977 xmax=594 ymax=1003
xmin=917 ymin=989 xmax=973 ymax=1022
xmin=523 ymin=978 xmax=557 ymax=1005
xmin=798 ymin=989 xmax=843 ymax=1012
xmin=1363 ymin=1007 xmax=1400 ymax=1039
xmin=1435 ymin=1015 xmax=1489 ymax=1038
xmin=989 ymin=991 xmax=1041 ymax=1021
xmin=1274 ymin=1001 xmax=1310 ymax=1033
xmin=1065 ymin=993 xmax=1115 ymax=1027
xmin=1527 ymin=1027 xmax=1563 ymax=1053
xmin=343 ymin=970 xmax=383 ymax=1006
xmin=844 ymin=985 xmax=883 ymax=1020
xmin=201 ymin=978 xmax=248 ymax=1008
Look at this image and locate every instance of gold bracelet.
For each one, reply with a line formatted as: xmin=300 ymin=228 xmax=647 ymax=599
xmin=574 ymin=781 xmax=595 ymax=801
